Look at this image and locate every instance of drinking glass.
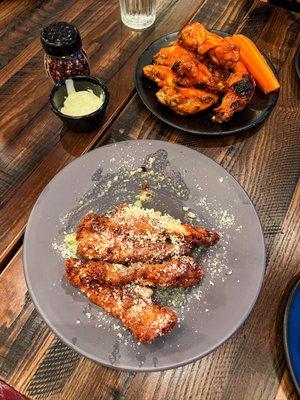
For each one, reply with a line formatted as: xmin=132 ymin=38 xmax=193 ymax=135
xmin=119 ymin=0 xmax=156 ymax=29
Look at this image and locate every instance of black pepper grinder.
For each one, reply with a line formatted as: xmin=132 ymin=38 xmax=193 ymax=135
xmin=41 ymin=22 xmax=90 ymax=83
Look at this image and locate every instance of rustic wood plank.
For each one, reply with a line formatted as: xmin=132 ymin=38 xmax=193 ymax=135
xmin=0 ymin=0 xmax=40 ymax=34
xmin=275 ymin=368 xmax=299 ymax=400
xmin=0 ymin=0 xmax=94 ymax=70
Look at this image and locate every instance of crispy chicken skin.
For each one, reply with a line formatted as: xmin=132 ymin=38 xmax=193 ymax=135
xmin=156 ymin=86 xmax=218 ymax=115
xmin=208 ymin=39 xmax=240 ymax=70
xmin=153 ymin=41 xmax=199 ymax=68
xmin=76 ymin=226 xmax=192 ymax=263
xmin=78 ymin=205 xmax=220 ymax=246
xmin=198 ymin=33 xmax=240 ymax=69
xmin=66 ymin=258 xmax=177 ymax=343
xmin=212 ymin=61 xmax=255 ymax=123
xmin=151 ymin=41 xmax=220 ymax=91
xmin=143 ymin=65 xmax=177 ymax=88
xmin=178 ymin=22 xmax=208 ymax=52
xmin=198 ymin=32 xmax=223 ymax=54
xmin=178 ymin=23 xmax=240 ymax=69
xmin=66 ymin=256 xmax=204 ymax=288
xmin=204 ymin=59 xmax=231 ymax=89
xmin=171 ymin=60 xmax=222 ymax=92
xmin=76 ymin=206 xmax=219 ymax=262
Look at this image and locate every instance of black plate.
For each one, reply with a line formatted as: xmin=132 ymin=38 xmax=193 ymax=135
xmin=135 ymin=31 xmax=279 ymax=135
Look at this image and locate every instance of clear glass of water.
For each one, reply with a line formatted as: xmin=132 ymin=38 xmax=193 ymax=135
xmin=119 ymin=0 xmax=156 ymax=30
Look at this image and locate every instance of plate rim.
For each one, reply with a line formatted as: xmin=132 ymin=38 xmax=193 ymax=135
xmin=23 ymin=139 xmax=266 ymax=372
xmin=283 ymin=277 xmax=300 ymax=396
xmin=134 ymin=30 xmax=279 ymax=136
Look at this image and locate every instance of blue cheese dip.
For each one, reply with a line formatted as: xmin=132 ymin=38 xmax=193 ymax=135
xmin=61 ymin=78 xmax=105 ymax=117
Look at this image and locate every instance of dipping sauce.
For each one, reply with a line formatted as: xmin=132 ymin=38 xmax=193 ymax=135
xmin=61 ymin=79 xmax=105 ymax=117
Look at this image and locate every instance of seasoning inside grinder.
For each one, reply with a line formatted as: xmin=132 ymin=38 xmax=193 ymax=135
xmin=41 ymin=22 xmax=90 ymax=83
xmin=60 ymin=79 xmax=105 ymax=117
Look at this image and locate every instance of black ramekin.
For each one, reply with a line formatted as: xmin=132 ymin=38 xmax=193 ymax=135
xmin=49 ymin=75 xmax=109 ymax=132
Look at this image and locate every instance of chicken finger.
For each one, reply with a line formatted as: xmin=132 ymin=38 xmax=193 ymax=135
xmin=66 ymin=259 xmax=177 ymax=343
xmin=66 ymin=256 xmax=204 ymax=288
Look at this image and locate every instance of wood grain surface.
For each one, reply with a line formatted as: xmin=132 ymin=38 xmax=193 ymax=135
xmin=0 ymin=0 xmax=299 ymax=399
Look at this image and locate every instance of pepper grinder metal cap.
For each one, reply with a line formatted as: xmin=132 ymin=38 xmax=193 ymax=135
xmin=41 ymin=22 xmax=82 ymax=57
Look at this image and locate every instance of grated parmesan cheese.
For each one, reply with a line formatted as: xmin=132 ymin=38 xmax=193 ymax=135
xmin=52 ymin=233 xmax=77 ymax=258
xmin=116 ymin=204 xmax=187 ymax=235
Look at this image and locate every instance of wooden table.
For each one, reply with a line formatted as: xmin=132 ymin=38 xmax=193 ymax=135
xmin=0 ymin=0 xmax=299 ymax=399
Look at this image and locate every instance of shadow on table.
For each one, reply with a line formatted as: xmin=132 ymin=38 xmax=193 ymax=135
xmin=59 ymin=125 xmax=98 ymax=159
xmin=159 ymin=121 xmax=266 ymax=150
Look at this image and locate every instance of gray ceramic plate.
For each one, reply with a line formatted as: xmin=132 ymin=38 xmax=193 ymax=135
xmin=24 ymin=140 xmax=265 ymax=371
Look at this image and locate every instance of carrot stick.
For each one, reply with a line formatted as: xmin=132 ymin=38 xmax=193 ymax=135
xmin=228 ymin=34 xmax=280 ymax=94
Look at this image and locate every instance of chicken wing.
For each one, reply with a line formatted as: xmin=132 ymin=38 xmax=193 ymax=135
xmin=153 ymin=41 xmax=199 ymax=68
xmin=204 ymin=59 xmax=231 ymax=90
xmin=212 ymin=61 xmax=255 ymax=123
xmin=152 ymin=41 xmax=219 ymax=91
xmin=178 ymin=22 xmax=239 ymax=69
xmin=66 ymin=256 xmax=204 ymax=288
xmin=171 ymin=60 xmax=223 ymax=92
xmin=66 ymin=258 xmax=177 ymax=343
xmin=178 ymin=22 xmax=208 ymax=52
xmin=199 ymin=33 xmax=240 ymax=69
xmin=143 ymin=65 xmax=177 ymax=88
xmin=156 ymin=86 xmax=218 ymax=115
